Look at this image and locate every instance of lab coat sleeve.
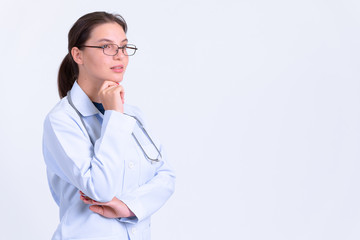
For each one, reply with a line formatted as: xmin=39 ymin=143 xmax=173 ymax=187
xmin=43 ymin=109 xmax=136 ymax=202
xmin=116 ymin=107 xmax=176 ymax=223
xmin=119 ymin=147 xmax=176 ymax=224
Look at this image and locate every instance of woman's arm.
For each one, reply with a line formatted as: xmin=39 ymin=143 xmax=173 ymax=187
xmin=77 ymin=104 xmax=175 ymax=221
xmin=43 ymin=107 xmax=135 ymax=202
xmin=79 ymin=142 xmax=176 ymax=223
xmin=44 ymin=81 xmax=135 ymax=202
xmin=118 ymin=107 xmax=176 ymax=223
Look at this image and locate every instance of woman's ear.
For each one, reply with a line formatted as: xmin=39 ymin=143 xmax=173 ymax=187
xmin=71 ymin=47 xmax=83 ymax=65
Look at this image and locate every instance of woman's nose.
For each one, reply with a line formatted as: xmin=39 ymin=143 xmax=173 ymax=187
xmin=114 ymin=49 xmax=126 ymax=59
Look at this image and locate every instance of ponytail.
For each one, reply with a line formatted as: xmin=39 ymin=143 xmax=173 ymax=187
xmin=57 ymin=53 xmax=78 ymax=98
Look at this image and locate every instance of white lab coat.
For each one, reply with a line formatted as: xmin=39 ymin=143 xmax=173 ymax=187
xmin=43 ymin=81 xmax=175 ymax=240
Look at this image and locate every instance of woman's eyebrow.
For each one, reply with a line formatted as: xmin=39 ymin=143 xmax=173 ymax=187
xmin=97 ymin=38 xmax=113 ymax=43
xmin=96 ymin=38 xmax=128 ymax=43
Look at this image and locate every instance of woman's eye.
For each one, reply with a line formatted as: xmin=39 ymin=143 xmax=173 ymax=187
xmin=103 ymin=45 xmax=110 ymax=48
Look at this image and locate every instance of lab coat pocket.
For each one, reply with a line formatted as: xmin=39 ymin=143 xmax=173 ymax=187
xmin=139 ymin=143 xmax=163 ymax=185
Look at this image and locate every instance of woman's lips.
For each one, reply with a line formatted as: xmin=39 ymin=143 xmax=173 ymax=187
xmin=111 ymin=65 xmax=124 ymax=73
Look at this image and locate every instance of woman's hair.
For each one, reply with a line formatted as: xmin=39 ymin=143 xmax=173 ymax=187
xmin=57 ymin=11 xmax=127 ymax=98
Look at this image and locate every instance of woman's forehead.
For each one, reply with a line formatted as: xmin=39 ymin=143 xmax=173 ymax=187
xmin=88 ymin=22 xmax=126 ymax=42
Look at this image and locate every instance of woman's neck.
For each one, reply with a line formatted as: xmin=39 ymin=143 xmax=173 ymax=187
xmin=77 ymin=76 xmax=102 ymax=103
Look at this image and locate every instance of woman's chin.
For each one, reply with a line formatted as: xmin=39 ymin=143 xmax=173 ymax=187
xmin=103 ymin=78 xmax=123 ymax=84
xmin=113 ymin=76 xmax=124 ymax=83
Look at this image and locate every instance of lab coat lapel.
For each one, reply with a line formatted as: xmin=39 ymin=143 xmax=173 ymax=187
xmin=69 ymin=81 xmax=100 ymax=117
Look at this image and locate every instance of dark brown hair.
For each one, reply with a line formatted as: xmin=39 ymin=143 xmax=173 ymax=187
xmin=57 ymin=11 xmax=127 ymax=98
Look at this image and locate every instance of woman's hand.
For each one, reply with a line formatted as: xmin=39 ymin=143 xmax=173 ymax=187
xmin=80 ymin=191 xmax=135 ymax=218
xmin=98 ymin=81 xmax=125 ymax=113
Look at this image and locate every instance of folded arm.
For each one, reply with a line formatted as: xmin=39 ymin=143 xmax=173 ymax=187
xmin=43 ymin=109 xmax=136 ymax=202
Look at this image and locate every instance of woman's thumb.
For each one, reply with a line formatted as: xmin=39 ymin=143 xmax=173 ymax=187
xmin=89 ymin=205 xmax=104 ymax=215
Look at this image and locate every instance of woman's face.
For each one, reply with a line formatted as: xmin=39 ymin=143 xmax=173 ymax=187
xmin=78 ymin=22 xmax=129 ymax=85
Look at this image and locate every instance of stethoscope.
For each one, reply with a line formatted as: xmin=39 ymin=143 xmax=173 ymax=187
xmin=67 ymin=90 xmax=162 ymax=163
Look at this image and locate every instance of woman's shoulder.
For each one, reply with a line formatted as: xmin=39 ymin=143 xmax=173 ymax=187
xmin=123 ymin=103 xmax=146 ymax=125
xmin=124 ymin=103 xmax=142 ymax=115
xmin=44 ymin=97 xmax=77 ymax=124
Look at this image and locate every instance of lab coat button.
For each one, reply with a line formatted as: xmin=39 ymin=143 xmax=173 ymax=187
xmin=128 ymin=162 xmax=135 ymax=169
xmin=131 ymin=227 xmax=136 ymax=234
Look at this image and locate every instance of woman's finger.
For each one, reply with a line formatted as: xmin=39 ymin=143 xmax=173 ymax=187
xmin=100 ymin=84 xmax=124 ymax=101
xmin=80 ymin=195 xmax=94 ymax=204
xmin=80 ymin=194 xmax=108 ymax=206
xmin=89 ymin=205 xmax=105 ymax=215
xmin=99 ymin=80 xmax=118 ymax=91
xmin=120 ymin=90 xmax=125 ymax=104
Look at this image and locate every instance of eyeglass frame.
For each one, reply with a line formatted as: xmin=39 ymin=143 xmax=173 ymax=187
xmin=79 ymin=43 xmax=138 ymax=56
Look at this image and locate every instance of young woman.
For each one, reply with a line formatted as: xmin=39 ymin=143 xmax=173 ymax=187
xmin=43 ymin=11 xmax=175 ymax=240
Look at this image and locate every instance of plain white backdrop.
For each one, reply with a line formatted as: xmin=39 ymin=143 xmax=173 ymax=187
xmin=1 ymin=0 xmax=360 ymax=239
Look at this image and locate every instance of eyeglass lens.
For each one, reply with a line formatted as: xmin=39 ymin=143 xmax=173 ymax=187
xmin=103 ymin=44 xmax=136 ymax=56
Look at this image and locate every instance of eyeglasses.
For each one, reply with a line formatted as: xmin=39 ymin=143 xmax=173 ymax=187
xmin=80 ymin=44 xmax=138 ymax=56
xmin=124 ymin=113 xmax=162 ymax=163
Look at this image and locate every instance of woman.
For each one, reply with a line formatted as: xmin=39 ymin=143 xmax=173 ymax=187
xmin=43 ymin=11 xmax=175 ymax=240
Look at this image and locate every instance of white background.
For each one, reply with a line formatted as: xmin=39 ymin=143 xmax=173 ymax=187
xmin=1 ymin=0 xmax=360 ymax=239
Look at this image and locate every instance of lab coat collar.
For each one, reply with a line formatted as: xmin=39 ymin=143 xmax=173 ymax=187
xmin=69 ymin=81 xmax=100 ymax=117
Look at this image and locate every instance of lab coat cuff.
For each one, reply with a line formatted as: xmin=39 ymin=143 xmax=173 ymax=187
xmin=103 ymin=110 xmax=136 ymax=134
xmin=118 ymin=216 xmax=139 ymax=224
xmin=118 ymin=197 xmax=145 ymax=224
